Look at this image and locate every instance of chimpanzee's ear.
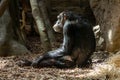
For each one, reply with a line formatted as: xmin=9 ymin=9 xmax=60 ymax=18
xmin=64 ymin=11 xmax=76 ymax=21
xmin=63 ymin=13 xmax=67 ymax=20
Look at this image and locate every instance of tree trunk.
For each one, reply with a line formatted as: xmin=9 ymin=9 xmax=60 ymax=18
xmin=0 ymin=0 xmax=9 ymax=16
xmin=9 ymin=0 xmax=25 ymax=44
xmin=30 ymin=0 xmax=51 ymax=52
xmin=38 ymin=0 xmax=56 ymax=48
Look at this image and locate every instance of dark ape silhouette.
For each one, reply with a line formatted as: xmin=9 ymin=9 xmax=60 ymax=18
xmin=19 ymin=11 xmax=96 ymax=68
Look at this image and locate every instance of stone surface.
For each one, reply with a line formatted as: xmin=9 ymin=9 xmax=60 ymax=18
xmin=90 ymin=0 xmax=120 ymax=52
xmin=0 ymin=9 xmax=29 ymax=56
xmin=50 ymin=0 xmax=95 ymax=25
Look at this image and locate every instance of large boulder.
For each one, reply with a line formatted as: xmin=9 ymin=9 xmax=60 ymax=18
xmin=0 ymin=9 xmax=29 ymax=56
xmin=90 ymin=0 xmax=120 ymax=52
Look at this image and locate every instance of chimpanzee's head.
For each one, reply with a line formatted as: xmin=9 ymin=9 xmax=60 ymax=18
xmin=53 ymin=11 xmax=76 ymax=33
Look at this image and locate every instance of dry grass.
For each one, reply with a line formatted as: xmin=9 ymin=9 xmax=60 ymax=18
xmin=0 ymin=53 xmax=120 ymax=80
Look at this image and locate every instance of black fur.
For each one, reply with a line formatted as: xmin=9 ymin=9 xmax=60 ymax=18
xmin=19 ymin=11 xmax=96 ymax=68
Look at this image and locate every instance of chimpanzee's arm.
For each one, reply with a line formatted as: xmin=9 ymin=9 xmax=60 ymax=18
xmin=62 ymin=21 xmax=74 ymax=54
xmin=31 ymin=22 xmax=74 ymax=67
xmin=31 ymin=48 xmax=65 ymax=67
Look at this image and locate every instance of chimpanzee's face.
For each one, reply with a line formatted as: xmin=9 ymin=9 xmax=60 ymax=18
xmin=53 ymin=12 xmax=67 ymax=33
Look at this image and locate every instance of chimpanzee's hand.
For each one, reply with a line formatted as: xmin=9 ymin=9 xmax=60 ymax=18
xmin=31 ymin=61 xmax=39 ymax=68
xmin=17 ymin=59 xmax=32 ymax=67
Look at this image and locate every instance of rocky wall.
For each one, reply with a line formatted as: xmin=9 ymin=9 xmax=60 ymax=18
xmin=90 ymin=0 xmax=120 ymax=52
xmin=50 ymin=0 xmax=95 ymax=25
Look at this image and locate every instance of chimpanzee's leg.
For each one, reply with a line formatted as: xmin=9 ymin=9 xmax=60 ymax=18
xmin=34 ymin=56 xmax=75 ymax=68
xmin=31 ymin=48 xmax=66 ymax=67
xmin=32 ymin=24 xmax=75 ymax=68
xmin=51 ymin=55 xmax=75 ymax=68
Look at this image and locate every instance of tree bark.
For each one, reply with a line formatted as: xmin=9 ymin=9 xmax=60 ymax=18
xmin=0 ymin=0 xmax=9 ymax=16
xmin=9 ymin=0 xmax=25 ymax=44
xmin=38 ymin=0 xmax=56 ymax=48
xmin=30 ymin=0 xmax=51 ymax=52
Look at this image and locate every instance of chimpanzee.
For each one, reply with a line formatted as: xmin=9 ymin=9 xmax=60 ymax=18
xmin=19 ymin=11 xmax=96 ymax=68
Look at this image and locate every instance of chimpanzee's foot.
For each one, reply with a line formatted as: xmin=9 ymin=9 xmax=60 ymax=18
xmin=31 ymin=56 xmax=43 ymax=68
xmin=78 ymin=58 xmax=92 ymax=68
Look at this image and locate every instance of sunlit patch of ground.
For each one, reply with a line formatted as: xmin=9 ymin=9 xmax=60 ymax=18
xmin=0 ymin=53 xmax=120 ymax=80
xmin=0 ymin=36 xmax=120 ymax=80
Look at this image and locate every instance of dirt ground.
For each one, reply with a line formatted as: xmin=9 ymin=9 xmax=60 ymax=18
xmin=0 ymin=55 xmax=109 ymax=80
xmin=0 ymin=34 xmax=120 ymax=80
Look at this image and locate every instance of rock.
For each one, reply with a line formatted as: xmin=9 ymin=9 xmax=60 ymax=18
xmin=93 ymin=25 xmax=105 ymax=50
xmin=0 ymin=9 xmax=30 ymax=56
xmin=50 ymin=0 xmax=95 ymax=25
xmin=90 ymin=0 xmax=120 ymax=52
